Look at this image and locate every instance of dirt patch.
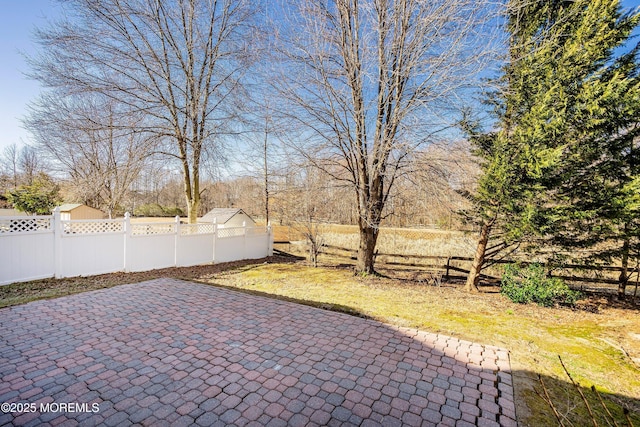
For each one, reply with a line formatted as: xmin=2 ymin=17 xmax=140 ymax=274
xmin=0 ymin=255 xmax=297 ymax=309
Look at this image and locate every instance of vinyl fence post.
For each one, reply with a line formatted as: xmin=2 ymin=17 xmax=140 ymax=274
xmin=124 ymin=212 xmax=131 ymax=272
xmin=212 ymin=218 xmax=217 ymax=263
xmin=174 ymin=215 xmax=180 ymax=267
xmin=243 ymin=221 xmax=247 ymax=259
xmin=53 ymin=207 xmax=62 ymax=279
xmin=268 ymin=220 xmax=273 ymax=257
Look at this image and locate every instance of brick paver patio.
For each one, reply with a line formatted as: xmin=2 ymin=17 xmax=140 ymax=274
xmin=0 ymin=279 xmax=517 ymax=426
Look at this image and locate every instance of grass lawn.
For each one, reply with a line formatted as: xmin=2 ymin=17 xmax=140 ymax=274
xmin=1 ymin=255 xmax=638 ymax=426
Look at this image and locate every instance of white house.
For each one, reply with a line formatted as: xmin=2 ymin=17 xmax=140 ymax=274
xmin=199 ymin=208 xmax=256 ymax=228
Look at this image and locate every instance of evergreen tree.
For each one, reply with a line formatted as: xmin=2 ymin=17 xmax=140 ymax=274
xmin=541 ymin=25 xmax=640 ymax=298
xmin=7 ymin=173 xmax=61 ymax=215
xmin=465 ymin=0 xmax=640 ymax=294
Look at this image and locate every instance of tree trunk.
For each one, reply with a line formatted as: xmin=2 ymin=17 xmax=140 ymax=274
xmin=618 ymin=236 xmax=630 ymax=300
xmin=465 ymin=221 xmax=493 ymax=292
xmin=187 ymin=197 xmax=199 ymax=224
xmin=356 ymin=224 xmax=378 ymax=274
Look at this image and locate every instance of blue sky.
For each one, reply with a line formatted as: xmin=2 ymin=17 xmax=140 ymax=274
xmin=0 ymin=0 xmax=62 ymax=153
xmin=1 ymin=0 xmax=640 ymax=154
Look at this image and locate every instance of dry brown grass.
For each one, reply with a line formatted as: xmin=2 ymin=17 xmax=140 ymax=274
xmin=272 ymin=223 xmax=477 ymax=258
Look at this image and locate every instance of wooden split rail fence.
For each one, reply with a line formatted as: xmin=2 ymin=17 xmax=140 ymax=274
xmin=309 ymin=244 xmax=639 ymax=295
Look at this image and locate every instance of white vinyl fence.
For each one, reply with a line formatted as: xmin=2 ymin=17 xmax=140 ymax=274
xmin=0 ymin=208 xmax=273 ymax=286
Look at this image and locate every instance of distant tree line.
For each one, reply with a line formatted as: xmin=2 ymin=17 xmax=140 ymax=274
xmin=0 ymin=140 xmax=474 ymax=229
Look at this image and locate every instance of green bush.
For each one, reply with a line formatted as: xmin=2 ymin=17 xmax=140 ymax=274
xmin=133 ymin=203 xmax=184 ymax=217
xmin=162 ymin=206 xmax=185 ymax=217
xmin=500 ymin=263 xmax=580 ymax=307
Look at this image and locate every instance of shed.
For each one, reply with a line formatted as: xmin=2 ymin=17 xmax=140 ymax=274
xmin=0 ymin=209 xmax=22 ymax=217
xmin=56 ymin=204 xmax=106 ymax=220
xmin=199 ymin=208 xmax=256 ymax=228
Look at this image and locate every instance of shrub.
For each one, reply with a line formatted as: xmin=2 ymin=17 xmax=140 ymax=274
xmin=501 ymin=263 xmax=580 ymax=307
xmin=162 ymin=206 xmax=184 ymax=217
xmin=134 ymin=203 xmax=184 ymax=217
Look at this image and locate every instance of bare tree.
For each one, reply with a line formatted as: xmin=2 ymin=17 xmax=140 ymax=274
xmin=25 ymin=93 xmax=152 ymax=218
xmin=279 ymin=164 xmax=330 ymax=266
xmin=231 ymin=100 xmax=275 ymax=223
xmin=0 ymin=144 xmax=48 ymax=191
xmin=232 ymin=95 xmax=296 ymax=224
xmin=410 ymin=141 xmax=480 ymax=228
xmin=1 ymin=144 xmax=20 ymax=191
xmin=18 ymin=146 xmax=43 ymax=185
xmin=28 ymin=0 xmax=254 ymax=223
xmin=270 ymin=0 xmax=499 ymax=273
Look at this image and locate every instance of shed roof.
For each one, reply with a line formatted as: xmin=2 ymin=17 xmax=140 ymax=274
xmin=57 ymin=203 xmax=85 ymax=212
xmin=200 ymin=208 xmax=255 ymax=225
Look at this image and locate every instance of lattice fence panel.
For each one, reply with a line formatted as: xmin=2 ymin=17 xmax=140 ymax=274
xmin=130 ymin=223 xmax=176 ymax=236
xmin=181 ymin=223 xmax=215 ymax=235
xmin=217 ymin=227 xmax=245 ymax=238
xmin=0 ymin=217 xmax=52 ymax=233
xmin=63 ymin=221 xmax=123 ymax=234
